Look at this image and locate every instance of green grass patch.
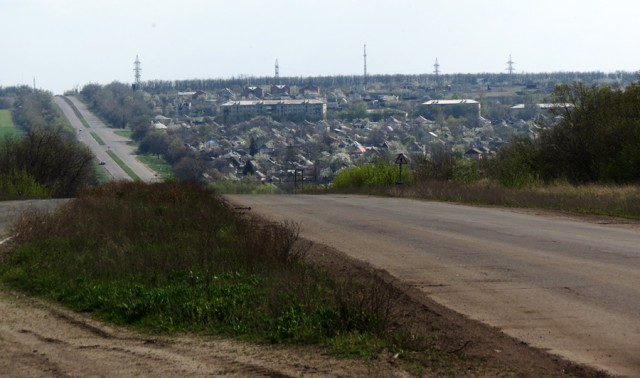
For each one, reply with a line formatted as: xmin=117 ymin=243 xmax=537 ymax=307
xmin=90 ymin=131 xmax=106 ymax=146
xmin=106 ymin=150 xmax=141 ymax=181
xmin=0 ymin=110 xmax=19 ymax=138
xmin=137 ymin=153 xmax=173 ymax=180
xmin=0 ymin=109 xmax=14 ymax=128
xmin=114 ymin=129 xmax=133 ymax=138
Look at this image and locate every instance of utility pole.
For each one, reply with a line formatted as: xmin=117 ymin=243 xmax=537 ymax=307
xmin=133 ymin=55 xmax=142 ymax=90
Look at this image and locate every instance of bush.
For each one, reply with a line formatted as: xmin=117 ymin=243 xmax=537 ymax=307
xmin=451 ymin=158 xmax=482 ymax=184
xmin=495 ymin=136 xmax=541 ymax=188
xmin=333 ymin=158 xmax=412 ymax=188
xmin=0 ymin=127 xmax=96 ymax=197
xmin=0 ymin=169 xmax=50 ymax=199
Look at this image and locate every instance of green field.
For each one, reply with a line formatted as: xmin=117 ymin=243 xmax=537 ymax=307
xmin=0 ymin=110 xmax=19 ymax=138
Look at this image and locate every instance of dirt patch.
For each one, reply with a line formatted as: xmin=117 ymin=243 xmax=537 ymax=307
xmin=0 ymin=286 xmax=414 ymax=377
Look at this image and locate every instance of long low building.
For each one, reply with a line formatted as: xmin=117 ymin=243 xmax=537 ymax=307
xmin=221 ymin=99 xmax=326 ymax=118
xmin=421 ymin=99 xmax=481 ymax=118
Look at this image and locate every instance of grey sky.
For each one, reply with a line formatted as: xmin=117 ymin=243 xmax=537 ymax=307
xmin=2 ymin=0 xmax=639 ymax=94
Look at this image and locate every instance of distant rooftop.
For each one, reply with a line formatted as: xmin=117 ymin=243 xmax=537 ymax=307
xmin=221 ymin=99 xmax=324 ymax=106
xmin=510 ymin=103 xmax=574 ymax=110
xmin=422 ymin=99 xmax=479 ymax=105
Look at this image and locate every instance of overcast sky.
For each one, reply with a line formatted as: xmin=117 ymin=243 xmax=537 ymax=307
xmin=2 ymin=0 xmax=639 ymax=94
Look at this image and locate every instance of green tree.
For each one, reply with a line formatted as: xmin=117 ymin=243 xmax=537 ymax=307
xmin=139 ymin=131 xmax=170 ymax=158
xmin=541 ymin=82 xmax=640 ymax=183
xmin=495 ymin=136 xmax=541 ymax=187
xmin=0 ymin=127 xmax=96 ymax=197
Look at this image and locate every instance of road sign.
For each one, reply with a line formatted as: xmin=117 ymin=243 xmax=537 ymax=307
xmin=394 ymin=153 xmax=408 ymax=185
xmin=394 ymin=153 xmax=408 ymax=165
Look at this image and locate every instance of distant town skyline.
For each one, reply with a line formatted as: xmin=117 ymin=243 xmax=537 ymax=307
xmin=2 ymin=0 xmax=640 ymax=94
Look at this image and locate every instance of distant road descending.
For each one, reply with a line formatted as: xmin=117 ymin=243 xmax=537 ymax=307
xmin=228 ymin=194 xmax=640 ymax=377
xmin=54 ymin=96 xmax=157 ymax=182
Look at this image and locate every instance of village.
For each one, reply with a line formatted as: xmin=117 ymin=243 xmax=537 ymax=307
xmin=116 ymin=71 xmax=625 ymax=187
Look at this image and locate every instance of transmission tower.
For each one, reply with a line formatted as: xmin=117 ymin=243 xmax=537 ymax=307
xmin=363 ymin=44 xmax=367 ymax=87
xmin=275 ymin=59 xmax=280 ymax=83
xmin=433 ymin=57 xmax=440 ymax=86
xmin=133 ymin=55 xmax=142 ymax=90
xmin=506 ymin=54 xmax=515 ymax=84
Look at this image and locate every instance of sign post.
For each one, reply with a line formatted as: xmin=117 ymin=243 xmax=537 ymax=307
xmin=394 ymin=153 xmax=408 ymax=185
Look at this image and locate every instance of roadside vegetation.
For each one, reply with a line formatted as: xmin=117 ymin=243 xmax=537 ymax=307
xmin=0 ymin=88 xmax=97 ymax=199
xmin=319 ymin=82 xmax=640 ymax=219
xmin=137 ymin=153 xmax=174 ymax=180
xmin=0 ymin=181 xmax=489 ymax=376
xmin=332 ymin=157 xmax=413 ymax=188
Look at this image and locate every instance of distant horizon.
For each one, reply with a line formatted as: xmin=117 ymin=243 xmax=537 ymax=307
xmin=3 ymin=0 xmax=640 ymax=94
xmin=8 ymin=69 xmax=637 ymax=95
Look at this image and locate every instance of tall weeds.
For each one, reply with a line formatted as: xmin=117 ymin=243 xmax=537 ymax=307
xmin=0 ymin=181 xmax=399 ymax=347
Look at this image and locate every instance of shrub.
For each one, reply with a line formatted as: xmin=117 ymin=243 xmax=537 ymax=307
xmin=0 ymin=169 xmax=50 ymax=199
xmin=333 ymin=158 xmax=413 ymax=188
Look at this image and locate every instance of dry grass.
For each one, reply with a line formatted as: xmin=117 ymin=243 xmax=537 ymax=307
xmin=375 ymin=180 xmax=640 ymax=219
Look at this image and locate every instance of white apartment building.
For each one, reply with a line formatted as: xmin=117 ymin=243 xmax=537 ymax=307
xmin=221 ymin=99 xmax=326 ymax=119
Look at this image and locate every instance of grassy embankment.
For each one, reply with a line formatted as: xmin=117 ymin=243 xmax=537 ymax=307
xmin=0 ymin=180 xmax=487 ymax=376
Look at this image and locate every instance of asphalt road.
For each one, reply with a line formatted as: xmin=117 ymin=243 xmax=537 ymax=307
xmin=228 ymin=194 xmax=640 ymax=377
xmin=54 ymin=96 xmax=157 ymax=182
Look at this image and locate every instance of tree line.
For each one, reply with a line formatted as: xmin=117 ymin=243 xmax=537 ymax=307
xmin=80 ymin=82 xmax=154 ymax=139
xmin=138 ymin=71 xmax=637 ymax=94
